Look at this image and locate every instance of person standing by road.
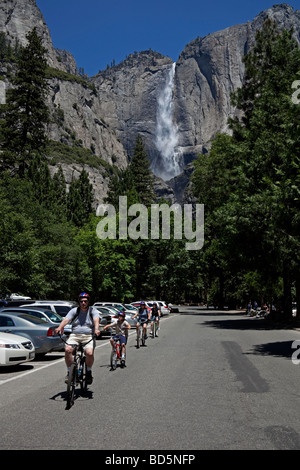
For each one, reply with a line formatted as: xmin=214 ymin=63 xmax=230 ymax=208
xmin=55 ymin=292 xmax=100 ymax=384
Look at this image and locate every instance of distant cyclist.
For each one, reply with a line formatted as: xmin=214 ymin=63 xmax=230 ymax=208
xmin=103 ymin=311 xmax=131 ymax=362
xmin=132 ymin=301 xmax=150 ymax=340
xmin=150 ymin=302 xmax=161 ymax=336
xmin=55 ymin=292 xmax=100 ymax=385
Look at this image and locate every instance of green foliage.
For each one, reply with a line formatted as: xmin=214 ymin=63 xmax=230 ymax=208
xmin=67 ymin=169 xmax=95 ymax=227
xmin=192 ymin=19 xmax=300 ymax=312
xmin=0 ymin=28 xmax=49 ymax=174
xmin=105 ymin=134 xmax=155 ymax=207
xmin=2 ymin=20 xmax=299 ymax=310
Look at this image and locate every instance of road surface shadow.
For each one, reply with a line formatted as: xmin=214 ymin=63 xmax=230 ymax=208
xmin=201 ymin=316 xmax=297 ymax=360
xmin=202 ymin=317 xmax=278 ymax=331
xmin=246 ymin=341 xmax=294 ymax=359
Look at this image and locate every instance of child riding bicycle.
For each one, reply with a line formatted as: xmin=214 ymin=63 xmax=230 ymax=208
xmin=103 ymin=311 xmax=131 ymax=361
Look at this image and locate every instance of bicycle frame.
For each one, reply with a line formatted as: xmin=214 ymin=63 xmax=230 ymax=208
xmin=110 ymin=335 xmax=125 ymax=370
xmin=136 ymin=321 xmax=147 ymax=348
xmin=60 ymin=335 xmax=94 ymax=409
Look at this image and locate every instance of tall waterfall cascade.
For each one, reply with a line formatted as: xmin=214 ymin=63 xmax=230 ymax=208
xmin=153 ymin=63 xmax=183 ymax=181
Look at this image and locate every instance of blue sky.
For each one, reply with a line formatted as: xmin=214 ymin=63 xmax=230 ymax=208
xmin=35 ymin=0 xmax=300 ymax=76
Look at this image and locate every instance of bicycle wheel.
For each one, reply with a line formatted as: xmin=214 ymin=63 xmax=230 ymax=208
xmin=152 ymin=321 xmax=156 ymax=338
xmin=121 ymin=347 xmax=126 ymax=367
xmin=136 ymin=328 xmax=141 ymax=348
xmin=66 ymin=362 xmax=76 ymax=408
xmin=80 ymin=357 xmax=88 ymax=393
xmin=111 ymin=349 xmax=117 ymax=370
xmin=141 ymin=327 xmax=146 ymax=346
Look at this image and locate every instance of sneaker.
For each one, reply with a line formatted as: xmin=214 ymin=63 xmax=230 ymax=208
xmin=86 ymin=370 xmax=93 ymax=385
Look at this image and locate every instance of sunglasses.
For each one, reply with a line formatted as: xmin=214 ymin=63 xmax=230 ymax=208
xmin=79 ymin=299 xmax=89 ymax=303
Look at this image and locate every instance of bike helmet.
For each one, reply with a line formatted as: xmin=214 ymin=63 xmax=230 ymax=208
xmin=118 ymin=311 xmax=125 ymax=317
xmin=78 ymin=292 xmax=90 ymax=300
xmin=140 ymin=301 xmax=145 ymax=305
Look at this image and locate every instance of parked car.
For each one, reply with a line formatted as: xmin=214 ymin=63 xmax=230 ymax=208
xmin=9 ymin=293 xmax=31 ymax=300
xmin=93 ymin=302 xmax=127 ymax=312
xmin=150 ymin=301 xmax=170 ymax=316
xmin=20 ymin=301 xmax=75 ymax=317
xmin=123 ymin=304 xmax=138 ymax=312
xmin=93 ymin=306 xmax=118 ymax=337
xmin=18 ymin=306 xmax=72 ymax=335
xmin=0 ymin=332 xmax=35 ymax=366
xmin=0 ymin=310 xmax=65 ymax=357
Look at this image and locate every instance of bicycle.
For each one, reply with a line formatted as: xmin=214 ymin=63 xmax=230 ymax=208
xmin=151 ymin=318 xmax=159 ymax=338
xmin=136 ymin=320 xmax=147 ymax=348
xmin=60 ymin=335 xmax=94 ymax=409
xmin=110 ymin=334 xmax=126 ymax=370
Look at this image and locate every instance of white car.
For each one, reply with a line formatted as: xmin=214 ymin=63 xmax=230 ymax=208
xmin=152 ymin=301 xmax=170 ymax=316
xmin=21 ymin=301 xmax=75 ymax=317
xmin=9 ymin=293 xmax=31 ymax=300
xmin=0 ymin=332 xmax=35 ymax=366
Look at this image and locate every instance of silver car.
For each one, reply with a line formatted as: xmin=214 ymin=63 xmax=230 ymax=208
xmin=0 ymin=310 xmax=65 ymax=357
xmin=17 ymin=306 xmax=72 ymax=335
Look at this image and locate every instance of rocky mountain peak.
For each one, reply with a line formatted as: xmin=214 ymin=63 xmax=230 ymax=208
xmin=0 ymin=2 xmax=300 ymax=205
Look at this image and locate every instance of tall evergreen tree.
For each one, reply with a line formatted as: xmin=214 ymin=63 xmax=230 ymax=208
xmin=0 ymin=28 xmax=49 ymax=175
xmin=105 ymin=134 xmax=155 ymax=207
xmin=67 ymin=169 xmax=95 ymax=227
xmin=130 ymin=134 xmax=155 ymax=206
xmin=193 ymin=19 xmax=300 ymax=313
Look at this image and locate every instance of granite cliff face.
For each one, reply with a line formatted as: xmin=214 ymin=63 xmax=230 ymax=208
xmin=173 ymin=4 xmax=300 ymax=168
xmin=0 ymin=1 xmax=300 ymax=204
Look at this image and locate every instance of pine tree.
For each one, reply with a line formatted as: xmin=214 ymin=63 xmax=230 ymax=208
xmin=67 ymin=169 xmax=95 ymax=227
xmin=0 ymin=28 xmax=49 ymax=175
xmin=129 ymin=134 xmax=155 ymax=206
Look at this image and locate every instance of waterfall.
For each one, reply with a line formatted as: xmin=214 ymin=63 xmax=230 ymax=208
xmin=154 ymin=63 xmax=182 ymax=181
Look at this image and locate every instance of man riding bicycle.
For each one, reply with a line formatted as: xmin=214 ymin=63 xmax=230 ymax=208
xmin=132 ymin=301 xmax=150 ymax=340
xmin=150 ymin=302 xmax=161 ymax=336
xmin=55 ymin=292 xmax=100 ymax=385
xmin=103 ymin=311 xmax=131 ymax=362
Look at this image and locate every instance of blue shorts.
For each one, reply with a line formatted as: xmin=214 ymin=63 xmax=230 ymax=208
xmin=112 ymin=334 xmax=127 ymax=345
xmin=151 ymin=315 xmax=159 ymax=321
xmin=138 ymin=318 xmax=148 ymax=324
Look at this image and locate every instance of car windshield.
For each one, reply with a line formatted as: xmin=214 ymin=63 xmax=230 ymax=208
xmin=96 ymin=308 xmax=111 ymax=314
xmin=27 ymin=310 xmax=62 ymax=322
xmin=108 ymin=307 xmax=119 ymax=313
xmin=124 ymin=304 xmax=137 ymax=310
xmin=19 ymin=314 xmax=49 ymax=325
xmin=55 ymin=305 xmax=72 ymax=316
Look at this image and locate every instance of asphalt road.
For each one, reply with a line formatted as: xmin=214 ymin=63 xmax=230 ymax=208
xmin=1 ymin=307 xmax=300 ymax=451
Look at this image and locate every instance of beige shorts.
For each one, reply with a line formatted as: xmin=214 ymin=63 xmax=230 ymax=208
xmin=66 ymin=333 xmax=95 ymax=351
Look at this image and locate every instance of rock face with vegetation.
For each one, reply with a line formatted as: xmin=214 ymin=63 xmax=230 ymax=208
xmin=0 ymin=1 xmax=300 ymax=204
xmin=0 ymin=2 xmax=299 ymax=313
